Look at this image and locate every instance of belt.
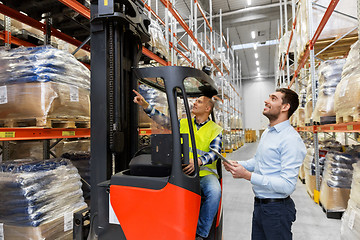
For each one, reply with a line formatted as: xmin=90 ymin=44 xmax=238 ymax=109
xmin=254 ymin=196 xmax=290 ymax=204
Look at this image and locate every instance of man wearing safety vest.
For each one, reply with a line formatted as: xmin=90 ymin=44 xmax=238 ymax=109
xmin=133 ymin=89 xmax=223 ymax=240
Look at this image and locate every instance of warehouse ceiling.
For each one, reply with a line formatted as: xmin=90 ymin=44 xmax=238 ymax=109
xmin=0 ymin=0 xmax=289 ymax=81
xmin=173 ymin=0 xmax=290 ymax=80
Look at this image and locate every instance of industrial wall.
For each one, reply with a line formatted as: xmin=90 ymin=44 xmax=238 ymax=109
xmin=242 ymin=77 xmax=275 ymax=131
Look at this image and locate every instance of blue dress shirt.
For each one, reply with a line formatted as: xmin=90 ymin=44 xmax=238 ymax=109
xmin=239 ymin=120 xmax=306 ymax=199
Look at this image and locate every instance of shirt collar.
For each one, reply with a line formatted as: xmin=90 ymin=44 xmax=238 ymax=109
xmin=268 ymin=120 xmax=290 ymax=132
xmin=194 ymin=117 xmax=210 ymax=127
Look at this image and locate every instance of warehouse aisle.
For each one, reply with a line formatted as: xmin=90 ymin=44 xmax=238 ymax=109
xmin=222 ymin=142 xmax=342 ymax=240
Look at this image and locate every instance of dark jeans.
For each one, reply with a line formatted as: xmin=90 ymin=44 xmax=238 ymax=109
xmin=252 ymin=197 xmax=296 ymax=240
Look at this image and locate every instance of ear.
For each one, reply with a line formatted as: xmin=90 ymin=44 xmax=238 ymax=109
xmin=282 ymin=103 xmax=290 ymax=112
xmin=205 ymin=105 xmax=211 ymax=113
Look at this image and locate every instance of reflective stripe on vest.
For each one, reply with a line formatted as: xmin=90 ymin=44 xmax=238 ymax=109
xmin=189 ymin=147 xmax=207 ymax=157
xmin=179 ymin=118 xmax=223 ymax=178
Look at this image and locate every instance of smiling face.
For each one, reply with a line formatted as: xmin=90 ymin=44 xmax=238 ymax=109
xmin=263 ymin=91 xmax=288 ymax=121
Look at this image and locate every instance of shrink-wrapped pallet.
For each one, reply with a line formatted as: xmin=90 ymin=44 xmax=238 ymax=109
xmin=304 ymin=146 xmax=317 ymax=197
xmin=137 ymin=83 xmax=169 ymax=131
xmin=0 ymin=46 xmax=90 ymax=127
xmin=341 ymin=161 xmax=360 ymax=239
xmin=304 ymin=75 xmax=318 ymax=124
xmin=320 ymin=151 xmax=358 ymax=212
xmin=334 ymin=41 xmax=360 ymax=123
xmin=299 ymin=88 xmax=307 ymax=108
xmin=296 ymin=107 xmax=305 ymax=127
xmin=312 ymin=59 xmax=345 ymax=123
xmin=223 ymin=131 xmax=231 ymax=150
xmin=148 ymin=20 xmax=170 ymax=61
xmin=0 ymin=158 xmax=87 ymax=239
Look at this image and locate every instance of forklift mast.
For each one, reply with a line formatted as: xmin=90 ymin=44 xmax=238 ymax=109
xmin=90 ymin=0 xmax=150 ymax=236
xmin=87 ymin=1 xmax=222 ymax=239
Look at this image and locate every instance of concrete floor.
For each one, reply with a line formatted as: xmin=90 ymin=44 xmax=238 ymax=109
xmin=222 ymin=142 xmax=341 ymax=240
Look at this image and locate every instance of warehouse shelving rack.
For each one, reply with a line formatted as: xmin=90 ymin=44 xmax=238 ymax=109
xmin=139 ymin=0 xmax=244 ymax=150
xmin=0 ymin=0 xmax=244 ymax=159
xmin=278 ymin=0 xmax=360 ymax=204
xmin=0 ymin=1 xmax=94 ymax=160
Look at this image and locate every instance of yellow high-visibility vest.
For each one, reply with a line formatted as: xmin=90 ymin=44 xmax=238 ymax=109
xmin=180 ymin=118 xmax=223 ymax=178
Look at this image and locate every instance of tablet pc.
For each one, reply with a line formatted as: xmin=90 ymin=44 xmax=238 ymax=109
xmin=209 ymin=147 xmax=234 ymax=166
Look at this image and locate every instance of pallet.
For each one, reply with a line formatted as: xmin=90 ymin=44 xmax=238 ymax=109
xmin=0 ymin=117 xmax=90 ymax=128
xmin=319 ymin=201 xmax=344 ymax=219
xmin=297 ymin=34 xmax=357 ymax=63
xmin=336 ymin=113 xmax=360 ymax=124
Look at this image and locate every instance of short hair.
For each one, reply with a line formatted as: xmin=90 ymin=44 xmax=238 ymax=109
xmin=207 ymin=98 xmax=214 ymax=113
xmin=276 ymin=88 xmax=299 ymax=118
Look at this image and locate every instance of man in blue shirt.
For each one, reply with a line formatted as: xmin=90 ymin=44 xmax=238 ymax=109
xmin=223 ymin=88 xmax=306 ymax=240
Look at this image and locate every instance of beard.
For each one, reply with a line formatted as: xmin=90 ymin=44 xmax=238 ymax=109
xmin=263 ymin=107 xmax=281 ymax=121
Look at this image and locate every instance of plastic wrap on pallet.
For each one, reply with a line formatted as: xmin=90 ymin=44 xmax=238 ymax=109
xmin=55 ymin=139 xmax=91 ymax=201
xmin=341 ymin=161 xmax=360 ymax=239
xmin=295 ymin=0 xmax=357 ymax=59
xmin=230 ymin=116 xmax=242 ymax=129
xmin=312 ymin=59 xmax=345 ymax=123
xmin=0 ymin=158 xmax=87 ymax=239
xmin=61 ymin=151 xmax=91 ymax=202
xmin=341 ymin=198 xmax=360 ymax=240
xmin=319 ymin=151 xmax=358 ymax=212
xmin=322 ymin=151 xmax=357 ymax=189
xmin=294 ymin=107 xmax=305 ymax=127
xmin=0 ymin=46 xmax=90 ymax=124
xmin=304 ymin=77 xmax=313 ymax=124
xmin=300 ymin=88 xmax=307 ymax=108
xmin=223 ymin=131 xmax=231 ymax=150
xmin=348 ymin=160 xmax=360 ymax=205
xmin=304 ymin=146 xmax=316 ymax=197
xmin=148 ymin=20 xmax=170 ymax=61
xmin=334 ymin=41 xmax=360 ymax=123
xmin=137 ymin=83 xmax=169 ymax=132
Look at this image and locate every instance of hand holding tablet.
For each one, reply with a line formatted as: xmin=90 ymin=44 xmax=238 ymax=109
xmin=209 ymin=147 xmax=234 ymax=166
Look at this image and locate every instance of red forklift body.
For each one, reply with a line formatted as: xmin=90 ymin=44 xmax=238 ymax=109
xmin=110 ymin=183 xmax=200 ymax=239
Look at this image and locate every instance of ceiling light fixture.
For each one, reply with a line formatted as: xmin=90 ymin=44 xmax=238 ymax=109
xmin=253 ymin=43 xmax=257 ymax=50
xmin=255 ymin=53 xmax=258 ymax=59
xmin=247 ymin=0 xmax=251 ymax=5
xmin=251 ymin=31 xmax=256 ymax=39
xmin=257 ymin=67 xmax=260 ymax=72
xmin=256 ymin=61 xmax=259 ymax=66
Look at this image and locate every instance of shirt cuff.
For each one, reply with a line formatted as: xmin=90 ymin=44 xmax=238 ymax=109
xmin=199 ymin=156 xmax=207 ymax=165
xmin=144 ymin=105 xmax=153 ymax=114
xmin=250 ymin=173 xmax=262 ymax=186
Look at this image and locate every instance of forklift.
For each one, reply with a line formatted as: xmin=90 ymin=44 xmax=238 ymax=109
xmin=75 ymin=0 xmax=223 ymax=239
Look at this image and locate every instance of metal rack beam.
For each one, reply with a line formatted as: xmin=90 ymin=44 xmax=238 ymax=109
xmin=288 ymin=0 xmax=340 ymax=88
xmin=0 ymin=128 xmax=90 ymax=141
